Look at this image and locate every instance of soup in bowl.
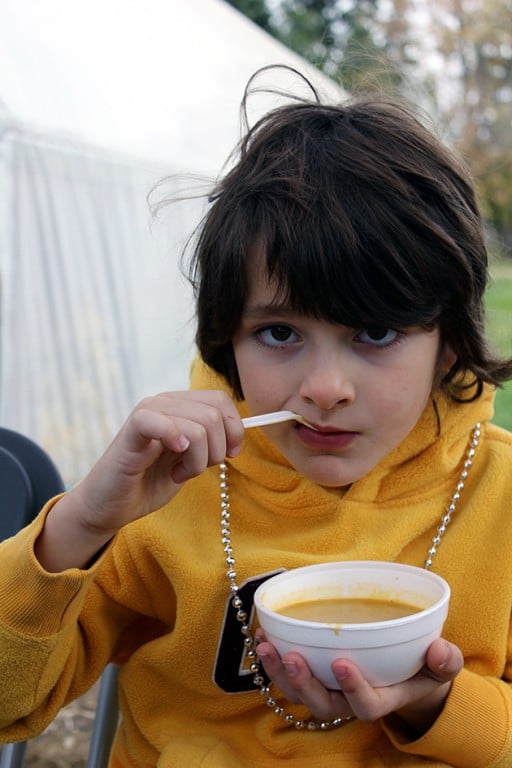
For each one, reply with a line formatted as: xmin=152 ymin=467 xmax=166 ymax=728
xmin=254 ymin=560 xmax=450 ymax=689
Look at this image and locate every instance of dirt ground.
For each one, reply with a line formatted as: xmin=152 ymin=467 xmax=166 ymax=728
xmin=19 ymin=683 xmax=99 ymax=768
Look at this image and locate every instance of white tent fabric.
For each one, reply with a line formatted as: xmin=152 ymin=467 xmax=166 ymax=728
xmin=0 ymin=0 xmax=342 ymax=172
xmin=0 ymin=0 xmax=342 ymax=484
xmin=0 ymin=131 xmax=200 ymax=482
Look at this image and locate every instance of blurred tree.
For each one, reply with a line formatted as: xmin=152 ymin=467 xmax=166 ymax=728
xmin=427 ymin=0 xmax=512 ymax=251
xmin=225 ymin=0 xmax=274 ymax=32
xmin=228 ymin=0 xmax=409 ymax=91
xmin=228 ymin=0 xmax=512 ymax=253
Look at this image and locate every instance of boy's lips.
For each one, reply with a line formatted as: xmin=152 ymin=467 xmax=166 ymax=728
xmin=306 ymin=423 xmax=348 ymax=433
xmin=295 ymin=422 xmax=358 ymax=449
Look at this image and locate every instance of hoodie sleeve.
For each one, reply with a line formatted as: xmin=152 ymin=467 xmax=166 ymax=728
xmin=382 ymin=666 xmax=512 ymax=767
xmin=0 ymin=499 xmax=132 ymax=742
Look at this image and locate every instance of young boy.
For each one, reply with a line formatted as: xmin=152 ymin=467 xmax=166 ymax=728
xmin=1 ymin=69 xmax=511 ymax=767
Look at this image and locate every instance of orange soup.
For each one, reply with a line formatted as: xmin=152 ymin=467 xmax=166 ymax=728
xmin=276 ymin=596 xmax=422 ymax=623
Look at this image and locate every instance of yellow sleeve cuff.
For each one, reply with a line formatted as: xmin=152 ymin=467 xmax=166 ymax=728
xmin=0 ymin=495 xmax=112 ymax=636
xmin=382 ymin=668 xmax=512 ymax=767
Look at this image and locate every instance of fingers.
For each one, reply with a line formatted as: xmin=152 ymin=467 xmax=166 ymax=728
xmin=255 ymin=632 xmax=464 ymax=727
xmin=332 ymin=639 xmax=463 ymax=722
xmin=331 ymin=659 xmax=395 ymax=721
xmin=255 ymin=640 xmax=353 ymax=720
xmin=163 ymin=392 xmax=243 ymax=483
xmin=129 ymin=407 xmax=191 ymax=457
xmin=255 ymin=641 xmax=302 ymax=704
xmin=121 ymin=389 xmax=244 ymax=481
xmin=162 ymin=389 xmax=244 ymax=462
xmin=423 ymin=639 xmax=464 ymax=683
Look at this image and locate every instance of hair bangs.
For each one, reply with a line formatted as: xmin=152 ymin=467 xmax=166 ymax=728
xmin=250 ymin=186 xmax=443 ymax=333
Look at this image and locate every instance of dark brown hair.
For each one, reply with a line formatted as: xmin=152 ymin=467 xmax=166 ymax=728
xmin=189 ymin=67 xmax=512 ymax=400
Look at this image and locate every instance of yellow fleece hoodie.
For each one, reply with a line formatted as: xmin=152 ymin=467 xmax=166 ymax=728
xmin=0 ymin=360 xmax=511 ymax=767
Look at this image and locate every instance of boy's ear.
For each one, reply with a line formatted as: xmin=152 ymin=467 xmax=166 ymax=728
xmin=439 ymin=343 xmax=457 ymax=372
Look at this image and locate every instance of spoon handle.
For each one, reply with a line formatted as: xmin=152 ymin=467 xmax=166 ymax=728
xmin=242 ymin=411 xmax=310 ymax=429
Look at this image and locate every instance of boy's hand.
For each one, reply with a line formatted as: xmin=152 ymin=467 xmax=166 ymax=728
xmin=35 ymin=390 xmax=243 ymax=571
xmin=73 ymin=389 xmax=243 ymax=529
xmin=255 ymin=632 xmax=463 ymax=732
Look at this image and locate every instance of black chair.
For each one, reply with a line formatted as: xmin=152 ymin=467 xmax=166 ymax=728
xmin=0 ymin=427 xmax=65 ymax=538
xmin=0 ymin=429 xmax=120 ymax=768
xmin=0 ymin=446 xmax=33 ymax=540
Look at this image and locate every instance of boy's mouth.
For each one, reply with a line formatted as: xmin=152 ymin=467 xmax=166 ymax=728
xmin=295 ymin=422 xmax=358 ymax=449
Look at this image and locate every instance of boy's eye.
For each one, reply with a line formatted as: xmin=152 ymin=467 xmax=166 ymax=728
xmin=258 ymin=325 xmax=299 ymax=346
xmin=357 ymin=327 xmax=399 ymax=347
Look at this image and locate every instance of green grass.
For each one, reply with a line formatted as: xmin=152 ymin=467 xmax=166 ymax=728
xmin=486 ymin=259 xmax=512 ymax=430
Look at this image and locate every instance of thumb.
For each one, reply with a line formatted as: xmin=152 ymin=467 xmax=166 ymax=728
xmin=423 ymin=639 xmax=463 ymax=683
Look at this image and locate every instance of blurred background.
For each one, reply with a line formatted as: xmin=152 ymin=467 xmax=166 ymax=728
xmin=0 ymin=0 xmax=511 ymax=489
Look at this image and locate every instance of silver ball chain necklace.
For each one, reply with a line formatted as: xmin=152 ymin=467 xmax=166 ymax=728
xmin=219 ymin=422 xmax=481 ymax=732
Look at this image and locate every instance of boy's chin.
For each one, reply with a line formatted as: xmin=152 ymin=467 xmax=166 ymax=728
xmin=289 ymin=457 xmax=363 ymax=489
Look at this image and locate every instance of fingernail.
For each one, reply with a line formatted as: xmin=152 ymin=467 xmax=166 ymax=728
xmin=177 ymin=435 xmax=190 ymax=451
xmin=226 ymin=444 xmax=241 ymax=458
xmin=335 ymin=665 xmax=349 ymax=680
xmin=256 ymin=647 xmax=268 ymax=659
xmin=282 ymin=661 xmax=297 ymax=677
xmin=439 ymin=642 xmax=451 ymax=670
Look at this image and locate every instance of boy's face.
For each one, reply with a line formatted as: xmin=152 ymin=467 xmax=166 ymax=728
xmin=232 ymin=257 xmax=455 ymax=488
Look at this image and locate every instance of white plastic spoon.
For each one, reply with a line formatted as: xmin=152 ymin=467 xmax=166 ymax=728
xmin=242 ymin=410 xmax=318 ymax=430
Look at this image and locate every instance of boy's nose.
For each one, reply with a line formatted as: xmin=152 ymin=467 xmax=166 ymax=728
xmin=299 ymin=355 xmax=356 ymax=411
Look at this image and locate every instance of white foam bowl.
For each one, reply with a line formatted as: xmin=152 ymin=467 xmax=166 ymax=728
xmin=254 ymin=561 xmax=450 ymax=689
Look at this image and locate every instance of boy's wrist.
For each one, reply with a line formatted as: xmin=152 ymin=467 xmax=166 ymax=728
xmin=34 ymin=491 xmax=116 ymax=573
xmin=394 ymin=681 xmax=451 ymax=736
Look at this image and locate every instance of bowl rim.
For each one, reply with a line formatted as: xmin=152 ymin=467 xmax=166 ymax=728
xmin=253 ymin=560 xmax=450 ymax=632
